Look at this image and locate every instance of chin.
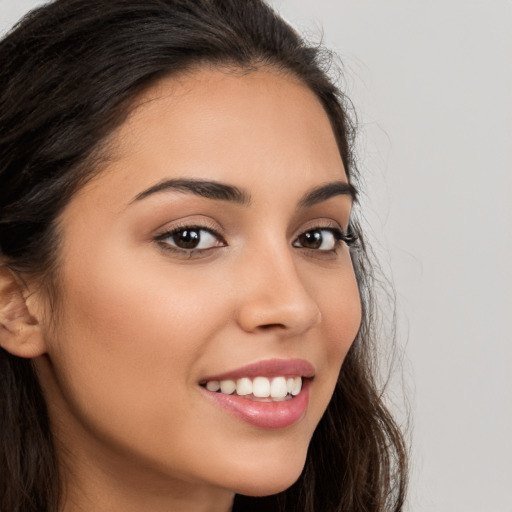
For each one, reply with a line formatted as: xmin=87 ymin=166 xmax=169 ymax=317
xmin=228 ymin=453 xmax=307 ymax=497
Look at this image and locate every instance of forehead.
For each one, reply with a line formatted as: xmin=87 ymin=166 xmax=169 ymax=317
xmin=73 ymin=67 xmax=347 ymax=210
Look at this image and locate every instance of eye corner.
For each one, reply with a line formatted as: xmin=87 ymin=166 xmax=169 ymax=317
xmin=343 ymin=224 xmax=359 ymax=246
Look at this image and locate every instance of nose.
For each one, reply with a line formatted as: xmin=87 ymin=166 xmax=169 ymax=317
xmin=235 ymin=243 xmax=321 ymax=337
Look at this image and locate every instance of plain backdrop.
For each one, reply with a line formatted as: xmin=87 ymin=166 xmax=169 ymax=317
xmin=1 ymin=1 xmax=511 ymax=511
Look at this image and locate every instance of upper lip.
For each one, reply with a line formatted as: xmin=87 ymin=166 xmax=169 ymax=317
xmin=200 ymin=358 xmax=315 ymax=383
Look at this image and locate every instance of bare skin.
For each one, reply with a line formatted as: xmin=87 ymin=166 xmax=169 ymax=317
xmin=5 ymin=68 xmax=361 ymax=511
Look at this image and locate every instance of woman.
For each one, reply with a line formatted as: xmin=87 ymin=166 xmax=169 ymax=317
xmin=0 ymin=1 xmax=407 ymax=511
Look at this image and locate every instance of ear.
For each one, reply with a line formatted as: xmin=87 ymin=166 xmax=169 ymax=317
xmin=0 ymin=265 xmax=47 ymax=358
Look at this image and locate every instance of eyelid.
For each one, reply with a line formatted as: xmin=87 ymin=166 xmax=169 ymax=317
xmin=292 ymin=220 xmax=358 ymax=251
xmin=155 ymin=225 xmax=224 ymax=244
xmin=152 ymin=217 xmax=224 ymax=240
xmin=292 ymin=226 xmax=340 ymax=245
xmin=153 ymin=218 xmax=227 ymax=257
xmin=292 ymin=219 xmax=344 ymax=239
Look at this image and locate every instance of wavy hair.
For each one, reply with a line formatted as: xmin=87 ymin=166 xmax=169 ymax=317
xmin=0 ymin=1 xmax=408 ymax=511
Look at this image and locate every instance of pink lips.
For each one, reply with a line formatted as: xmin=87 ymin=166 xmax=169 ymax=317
xmin=200 ymin=358 xmax=314 ymax=429
xmin=200 ymin=358 xmax=315 ymax=382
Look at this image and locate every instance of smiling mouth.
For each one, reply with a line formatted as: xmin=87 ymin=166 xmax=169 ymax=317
xmin=200 ymin=376 xmax=305 ymax=402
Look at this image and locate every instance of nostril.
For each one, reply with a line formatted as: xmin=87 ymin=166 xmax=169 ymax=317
xmin=259 ymin=323 xmax=286 ymax=330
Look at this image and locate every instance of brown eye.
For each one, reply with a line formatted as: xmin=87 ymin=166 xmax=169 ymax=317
xmin=297 ymin=230 xmax=323 ymax=249
xmin=293 ymin=228 xmax=340 ymax=251
xmin=172 ymin=229 xmax=201 ymax=249
xmin=157 ymin=227 xmax=222 ymax=251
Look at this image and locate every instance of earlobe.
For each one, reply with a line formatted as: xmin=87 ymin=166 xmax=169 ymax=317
xmin=0 ymin=265 xmax=47 ymax=358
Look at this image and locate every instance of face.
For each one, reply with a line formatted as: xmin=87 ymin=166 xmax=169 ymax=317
xmin=35 ymin=68 xmax=361 ymax=505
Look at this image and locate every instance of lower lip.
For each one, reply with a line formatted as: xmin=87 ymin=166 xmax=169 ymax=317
xmin=201 ymin=379 xmax=311 ymax=429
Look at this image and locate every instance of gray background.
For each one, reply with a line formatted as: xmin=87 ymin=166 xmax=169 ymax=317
xmin=1 ymin=1 xmax=511 ymax=510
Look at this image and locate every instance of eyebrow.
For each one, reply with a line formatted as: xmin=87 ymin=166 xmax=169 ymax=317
xmin=131 ymin=178 xmax=357 ymax=207
xmin=132 ymin=178 xmax=251 ymax=205
xmin=297 ymin=181 xmax=357 ymax=208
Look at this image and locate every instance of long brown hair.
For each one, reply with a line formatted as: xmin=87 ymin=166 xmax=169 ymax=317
xmin=0 ymin=1 xmax=408 ymax=511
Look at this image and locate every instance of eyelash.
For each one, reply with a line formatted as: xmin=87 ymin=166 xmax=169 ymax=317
xmin=154 ymin=223 xmax=358 ymax=258
xmin=154 ymin=223 xmax=226 ymax=257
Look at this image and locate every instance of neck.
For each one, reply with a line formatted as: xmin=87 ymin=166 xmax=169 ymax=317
xmin=59 ymin=462 xmax=235 ymax=512
xmin=53 ymin=428 xmax=234 ymax=512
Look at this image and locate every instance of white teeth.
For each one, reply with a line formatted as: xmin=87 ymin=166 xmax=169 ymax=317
xmin=291 ymin=377 xmax=302 ymax=396
xmin=270 ymin=376 xmax=288 ymax=398
xmin=219 ymin=379 xmax=236 ymax=395
xmin=206 ymin=380 xmax=220 ymax=392
xmin=252 ymin=376 xmax=271 ymax=397
xmin=236 ymin=377 xmax=253 ymax=396
xmin=205 ymin=376 xmax=304 ymax=399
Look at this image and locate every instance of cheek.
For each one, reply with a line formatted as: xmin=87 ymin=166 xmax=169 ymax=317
xmin=324 ymin=277 xmax=361 ymax=354
xmin=315 ymin=257 xmax=362 ymax=356
xmin=46 ymin=241 xmax=231 ymax=439
xmin=58 ymin=238 xmax=230 ymax=350
xmin=301 ymin=254 xmax=362 ymax=418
